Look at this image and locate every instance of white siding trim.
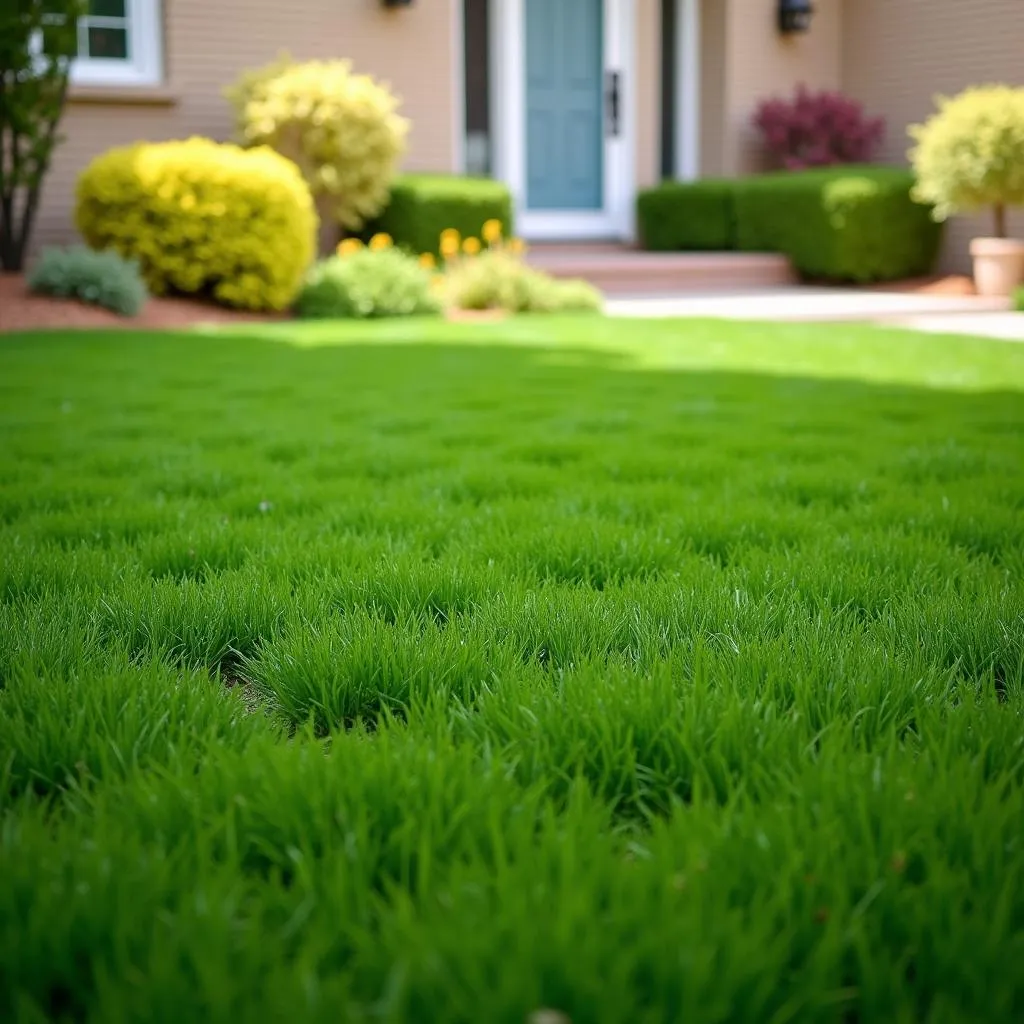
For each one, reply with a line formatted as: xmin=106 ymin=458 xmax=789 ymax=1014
xmin=675 ymin=0 xmax=701 ymax=180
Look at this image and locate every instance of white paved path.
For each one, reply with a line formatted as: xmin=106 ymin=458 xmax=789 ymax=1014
xmin=605 ymin=288 xmax=1024 ymax=341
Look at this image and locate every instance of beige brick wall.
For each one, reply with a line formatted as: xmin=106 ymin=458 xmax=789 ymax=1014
xmin=36 ymin=0 xmax=459 ymax=253
xmin=36 ymin=0 xmax=669 ymax=252
xmin=635 ymin=0 xmax=662 ymax=191
xmin=722 ymin=0 xmax=842 ymax=174
xmin=841 ymin=0 xmax=1024 ymax=273
xmin=38 ymin=0 xmax=1021 ymax=269
xmin=699 ymin=0 xmax=728 ymax=177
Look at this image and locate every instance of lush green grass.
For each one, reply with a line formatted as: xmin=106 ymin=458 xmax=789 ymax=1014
xmin=1 ymin=317 xmax=1023 ymax=1022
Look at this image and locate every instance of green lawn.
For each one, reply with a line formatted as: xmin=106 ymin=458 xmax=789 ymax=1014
xmin=2 ymin=317 xmax=1023 ymax=1022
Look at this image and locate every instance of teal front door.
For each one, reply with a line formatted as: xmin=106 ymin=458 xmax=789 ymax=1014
xmin=525 ymin=0 xmax=604 ymax=211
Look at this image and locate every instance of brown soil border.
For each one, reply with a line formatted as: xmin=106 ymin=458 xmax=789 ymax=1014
xmin=1 ymin=272 xmax=979 ymax=335
xmin=0 ymin=274 xmax=287 ymax=334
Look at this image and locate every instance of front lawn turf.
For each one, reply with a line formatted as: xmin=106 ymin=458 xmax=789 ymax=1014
xmin=2 ymin=317 xmax=1023 ymax=1022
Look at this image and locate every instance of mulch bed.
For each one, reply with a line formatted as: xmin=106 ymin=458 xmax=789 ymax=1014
xmin=854 ymin=274 xmax=977 ymax=296
xmin=1 ymin=271 xmax=980 ymax=334
xmin=0 ymin=274 xmax=287 ymax=334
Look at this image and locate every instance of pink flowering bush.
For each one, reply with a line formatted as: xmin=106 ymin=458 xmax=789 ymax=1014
xmin=754 ymin=85 xmax=886 ymax=170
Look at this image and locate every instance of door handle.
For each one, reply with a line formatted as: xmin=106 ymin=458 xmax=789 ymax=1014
xmin=606 ymin=70 xmax=621 ymax=138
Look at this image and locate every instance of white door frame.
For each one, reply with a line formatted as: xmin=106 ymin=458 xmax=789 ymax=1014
xmin=489 ymin=0 xmax=635 ymax=241
xmin=674 ymin=0 xmax=701 ymax=181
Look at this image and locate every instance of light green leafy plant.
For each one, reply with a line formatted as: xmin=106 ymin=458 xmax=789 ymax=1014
xmin=443 ymin=249 xmax=602 ymax=314
xmin=226 ymin=55 xmax=408 ymax=233
xmin=909 ymin=85 xmax=1024 ymax=238
xmin=28 ymin=245 xmax=148 ymax=316
xmin=296 ymin=247 xmax=441 ymax=319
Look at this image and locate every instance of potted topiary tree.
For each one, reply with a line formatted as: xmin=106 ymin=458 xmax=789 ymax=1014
xmin=909 ymin=86 xmax=1024 ymax=296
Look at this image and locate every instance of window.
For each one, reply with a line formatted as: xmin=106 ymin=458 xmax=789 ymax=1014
xmin=37 ymin=1 xmax=163 ymax=88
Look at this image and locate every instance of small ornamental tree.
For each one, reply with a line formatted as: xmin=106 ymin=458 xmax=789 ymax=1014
xmin=909 ymin=85 xmax=1024 ymax=239
xmin=225 ymin=55 xmax=408 ymax=236
xmin=754 ymin=85 xmax=886 ymax=170
xmin=0 ymin=0 xmax=84 ymax=272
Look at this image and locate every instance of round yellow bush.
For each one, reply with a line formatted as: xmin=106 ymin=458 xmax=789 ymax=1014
xmin=226 ymin=55 xmax=408 ymax=232
xmin=75 ymin=137 xmax=317 ymax=311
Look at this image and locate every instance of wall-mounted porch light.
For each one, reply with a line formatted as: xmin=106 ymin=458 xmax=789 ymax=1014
xmin=778 ymin=0 xmax=814 ymax=34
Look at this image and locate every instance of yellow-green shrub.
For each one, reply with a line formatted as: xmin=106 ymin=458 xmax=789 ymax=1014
xmin=443 ymin=250 xmax=602 ymax=314
xmin=909 ymin=86 xmax=1024 ymax=238
xmin=226 ymin=55 xmax=408 ymax=232
xmin=76 ymin=138 xmax=316 ymax=312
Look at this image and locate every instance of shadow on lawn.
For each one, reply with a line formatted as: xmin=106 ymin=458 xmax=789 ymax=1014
xmin=3 ymin=320 xmax=1023 ymax=422
xmin=2 ymin=325 xmax=1021 ymax=546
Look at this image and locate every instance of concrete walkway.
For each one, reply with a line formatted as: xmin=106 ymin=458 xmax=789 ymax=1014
xmin=879 ymin=311 xmax=1024 ymax=342
xmin=605 ymin=287 xmax=1024 ymax=341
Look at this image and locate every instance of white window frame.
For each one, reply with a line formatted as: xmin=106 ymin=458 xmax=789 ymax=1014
xmin=33 ymin=1 xmax=163 ymax=88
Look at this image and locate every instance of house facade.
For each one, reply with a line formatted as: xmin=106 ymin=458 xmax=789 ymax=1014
xmin=35 ymin=0 xmax=1024 ymax=270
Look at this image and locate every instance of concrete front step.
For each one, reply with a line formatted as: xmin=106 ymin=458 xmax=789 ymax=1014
xmin=525 ymin=245 xmax=796 ymax=296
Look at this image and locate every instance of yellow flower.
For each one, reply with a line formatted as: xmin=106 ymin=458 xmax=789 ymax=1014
xmin=462 ymin=236 xmax=482 ymax=255
xmin=418 ymin=252 xmax=437 ymax=270
xmin=440 ymin=228 xmax=461 ymax=246
xmin=369 ymin=232 xmax=393 ymax=251
xmin=337 ymin=237 xmax=364 ymax=257
xmin=482 ymin=219 xmax=503 ymax=244
xmin=508 ymin=237 xmax=528 ymax=257
xmin=440 ymin=237 xmax=461 ymax=260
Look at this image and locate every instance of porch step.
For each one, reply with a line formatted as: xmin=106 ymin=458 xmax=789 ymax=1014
xmin=525 ymin=245 xmax=796 ymax=296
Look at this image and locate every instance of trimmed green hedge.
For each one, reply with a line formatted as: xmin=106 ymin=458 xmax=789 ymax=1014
xmin=364 ymin=174 xmax=514 ymax=256
xmin=733 ymin=166 xmax=944 ymax=282
xmin=636 ymin=179 xmax=736 ymax=251
xmin=638 ymin=166 xmax=943 ymax=283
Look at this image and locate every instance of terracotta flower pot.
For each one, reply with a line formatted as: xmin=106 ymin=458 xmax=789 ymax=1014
xmin=969 ymin=237 xmax=1024 ymax=297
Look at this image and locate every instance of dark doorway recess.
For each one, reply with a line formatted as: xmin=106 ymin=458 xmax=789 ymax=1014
xmin=464 ymin=0 xmax=492 ymax=175
xmin=660 ymin=0 xmax=677 ymax=179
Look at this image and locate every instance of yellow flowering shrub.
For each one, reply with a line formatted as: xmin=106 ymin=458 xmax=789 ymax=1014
xmin=75 ymin=138 xmax=317 ymax=311
xmin=226 ymin=55 xmax=408 ymax=231
xmin=442 ymin=249 xmax=601 ymax=314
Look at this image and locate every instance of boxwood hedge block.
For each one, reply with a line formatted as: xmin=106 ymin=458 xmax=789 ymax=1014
xmin=636 ymin=179 xmax=737 ymax=251
xmin=733 ymin=166 xmax=943 ymax=282
xmin=365 ymin=174 xmax=514 ymax=256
